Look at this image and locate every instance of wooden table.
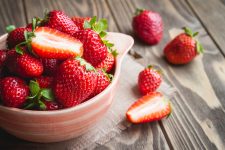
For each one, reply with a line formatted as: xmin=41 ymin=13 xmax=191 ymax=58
xmin=0 ymin=0 xmax=225 ymax=149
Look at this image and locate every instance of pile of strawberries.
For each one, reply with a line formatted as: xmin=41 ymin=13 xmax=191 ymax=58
xmin=0 ymin=10 xmax=117 ymax=110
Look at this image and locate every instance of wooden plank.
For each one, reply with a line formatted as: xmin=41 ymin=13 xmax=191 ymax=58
xmin=0 ymin=0 xmax=170 ymax=149
xmin=0 ymin=0 xmax=26 ymax=34
xmin=107 ymin=0 xmax=225 ymax=149
xmin=186 ymin=0 xmax=225 ymax=55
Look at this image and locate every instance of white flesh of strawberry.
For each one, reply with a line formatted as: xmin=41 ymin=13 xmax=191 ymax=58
xmin=33 ymin=30 xmax=82 ymax=53
xmin=127 ymin=96 xmax=167 ymax=121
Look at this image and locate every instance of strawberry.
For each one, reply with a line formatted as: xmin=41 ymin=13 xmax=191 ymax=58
xmin=74 ymin=29 xmax=107 ymax=66
xmin=71 ymin=16 xmax=91 ymax=30
xmin=88 ymin=69 xmax=112 ymax=99
xmin=6 ymin=48 xmax=43 ymax=78
xmin=53 ymin=57 xmax=97 ymax=107
xmin=6 ymin=26 xmax=31 ymax=49
xmin=164 ymin=27 xmax=204 ymax=65
xmin=132 ymin=9 xmax=163 ymax=45
xmin=36 ymin=76 xmax=53 ymax=88
xmin=0 ymin=77 xmax=29 ymax=108
xmin=0 ymin=50 xmax=7 ymax=68
xmin=41 ymin=58 xmax=61 ymax=76
xmin=43 ymin=100 xmax=63 ymax=110
xmin=31 ymin=27 xmax=83 ymax=59
xmin=73 ymin=16 xmax=116 ymax=67
xmin=96 ymin=52 xmax=117 ymax=73
xmin=138 ymin=65 xmax=162 ymax=95
xmin=126 ymin=92 xmax=171 ymax=123
xmin=44 ymin=10 xmax=78 ymax=35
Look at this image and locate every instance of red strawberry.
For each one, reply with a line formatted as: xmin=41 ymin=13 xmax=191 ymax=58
xmin=0 ymin=50 xmax=7 ymax=68
xmin=41 ymin=58 xmax=60 ymax=76
xmin=126 ymin=92 xmax=171 ymax=123
xmin=43 ymin=100 xmax=63 ymax=110
xmin=7 ymin=27 xmax=31 ymax=49
xmin=6 ymin=48 xmax=43 ymax=78
xmin=74 ymin=29 xmax=107 ymax=66
xmin=44 ymin=10 xmax=78 ymax=35
xmin=132 ymin=9 xmax=163 ymax=45
xmin=71 ymin=16 xmax=91 ymax=30
xmin=88 ymin=69 xmax=111 ymax=99
xmin=96 ymin=52 xmax=116 ymax=73
xmin=138 ymin=65 xmax=162 ymax=95
xmin=53 ymin=57 xmax=97 ymax=107
xmin=36 ymin=76 xmax=53 ymax=88
xmin=164 ymin=27 xmax=204 ymax=65
xmin=26 ymin=23 xmax=33 ymax=30
xmin=31 ymin=27 xmax=83 ymax=59
xmin=0 ymin=77 xmax=29 ymax=108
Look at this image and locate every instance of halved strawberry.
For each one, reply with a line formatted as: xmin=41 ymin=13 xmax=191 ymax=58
xmin=126 ymin=92 xmax=171 ymax=123
xmin=31 ymin=27 xmax=83 ymax=59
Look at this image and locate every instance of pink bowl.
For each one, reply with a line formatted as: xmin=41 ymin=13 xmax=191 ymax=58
xmin=0 ymin=32 xmax=134 ymax=143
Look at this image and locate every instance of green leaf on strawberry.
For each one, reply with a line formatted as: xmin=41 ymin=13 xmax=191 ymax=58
xmin=24 ymin=80 xmax=55 ymax=110
xmin=29 ymin=80 xmax=40 ymax=96
xmin=6 ymin=25 xmax=16 ymax=33
xmin=196 ymin=40 xmax=204 ymax=54
xmin=75 ymin=56 xmax=96 ymax=71
xmin=40 ymin=88 xmax=54 ymax=100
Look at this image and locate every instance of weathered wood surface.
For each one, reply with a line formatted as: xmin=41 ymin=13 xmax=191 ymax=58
xmin=107 ymin=0 xmax=225 ymax=149
xmin=0 ymin=0 xmax=225 ymax=149
xmin=186 ymin=0 xmax=225 ymax=55
xmin=0 ymin=0 xmax=26 ymax=34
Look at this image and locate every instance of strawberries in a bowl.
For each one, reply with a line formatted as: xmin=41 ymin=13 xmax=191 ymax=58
xmin=0 ymin=10 xmax=134 ymax=143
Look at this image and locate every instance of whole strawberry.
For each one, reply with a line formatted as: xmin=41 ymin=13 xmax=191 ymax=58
xmin=36 ymin=76 xmax=53 ymax=88
xmin=72 ymin=16 xmax=91 ymax=30
xmin=44 ymin=10 xmax=78 ymax=35
xmin=96 ymin=52 xmax=117 ymax=73
xmin=6 ymin=48 xmax=43 ymax=78
xmin=132 ymin=9 xmax=163 ymax=45
xmin=0 ymin=77 xmax=29 ymax=108
xmin=6 ymin=26 xmax=31 ymax=49
xmin=74 ymin=29 xmax=107 ymax=67
xmin=164 ymin=27 xmax=204 ymax=65
xmin=88 ymin=69 xmax=112 ymax=99
xmin=53 ymin=57 xmax=97 ymax=107
xmin=138 ymin=65 xmax=162 ymax=95
xmin=41 ymin=58 xmax=61 ymax=76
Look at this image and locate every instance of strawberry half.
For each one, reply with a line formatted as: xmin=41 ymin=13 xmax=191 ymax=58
xmin=126 ymin=92 xmax=171 ymax=124
xmin=31 ymin=27 xmax=83 ymax=59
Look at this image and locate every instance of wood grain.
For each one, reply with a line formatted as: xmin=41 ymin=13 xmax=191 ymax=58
xmin=0 ymin=0 xmax=26 ymax=34
xmin=186 ymin=0 xmax=225 ymax=56
xmin=107 ymin=0 xmax=225 ymax=149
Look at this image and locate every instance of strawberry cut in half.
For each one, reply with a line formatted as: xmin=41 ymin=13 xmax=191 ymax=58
xmin=31 ymin=27 xmax=83 ymax=59
xmin=126 ymin=92 xmax=171 ymax=124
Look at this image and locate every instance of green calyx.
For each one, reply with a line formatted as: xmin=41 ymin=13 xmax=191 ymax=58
xmin=84 ymin=16 xmax=119 ymax=57
xmin=147 ymin=65 xmax=163 ymax=75
xmin=23 ymin=80 xmax=54 ymax=110
xmin=75 ymin=56 xmax=96 ymax=71
xmin=183 ymin=27 xmax=204 ymax=54
xmin=135 ymin=8 xmax=145 ymax=16
xmin=101 ymin=69 xmax=114 ymax=82
xmin=6 ymin=25 xmax=16 ymax=33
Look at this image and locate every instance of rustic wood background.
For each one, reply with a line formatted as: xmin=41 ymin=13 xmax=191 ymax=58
xmin=0 ymin=0 xmax=225 ymax=149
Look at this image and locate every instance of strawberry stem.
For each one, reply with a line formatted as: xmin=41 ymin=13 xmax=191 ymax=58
xmin=135 ymin=8 xmax=145 ymax=16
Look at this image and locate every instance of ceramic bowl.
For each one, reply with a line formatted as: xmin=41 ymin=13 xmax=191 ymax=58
xmin=0 ymin=32 xmax=134 ymax=143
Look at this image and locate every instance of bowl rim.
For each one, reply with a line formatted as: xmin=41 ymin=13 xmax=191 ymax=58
xmin=0 ymin=32 xmax=134 ymax=115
